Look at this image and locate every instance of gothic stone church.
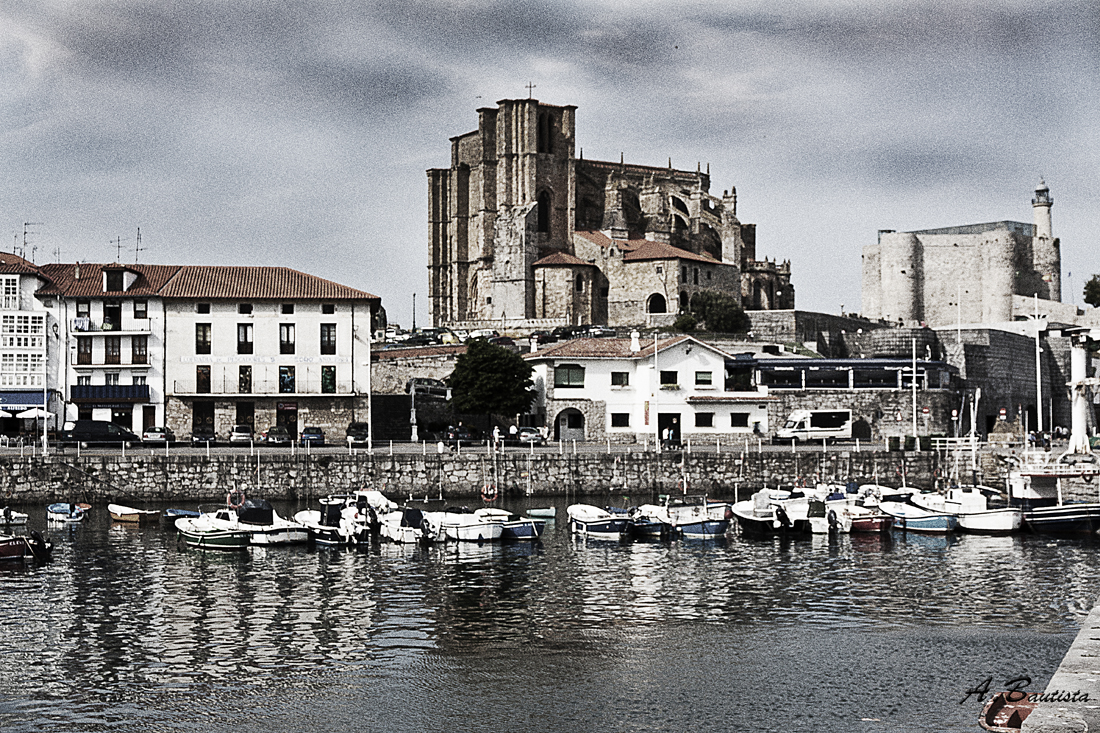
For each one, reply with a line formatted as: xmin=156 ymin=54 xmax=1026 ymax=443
xmin=427 ymin=98 xmax=793 ymax=330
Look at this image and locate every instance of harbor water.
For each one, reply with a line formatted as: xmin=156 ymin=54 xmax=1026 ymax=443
xmin=3 ymin=497 xmax=1100 ymax=732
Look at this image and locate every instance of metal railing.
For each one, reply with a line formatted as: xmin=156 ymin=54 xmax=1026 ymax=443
xmin=70 ymin=318 xmax=151 ymax=333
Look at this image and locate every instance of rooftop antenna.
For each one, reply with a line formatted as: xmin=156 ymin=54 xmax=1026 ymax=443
xmin=23 ymin=223 xmax=44 ymax=262
xmin=134 ymin=227 xmax=144 ymax=263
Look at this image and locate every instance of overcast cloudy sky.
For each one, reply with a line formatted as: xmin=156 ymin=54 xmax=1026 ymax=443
xmin=2 ymin=0 xmax=1097 ymax=325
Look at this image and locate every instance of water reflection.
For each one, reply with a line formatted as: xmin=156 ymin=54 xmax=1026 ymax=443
xmin=1 ymin=499 xmax=1099 ymax=732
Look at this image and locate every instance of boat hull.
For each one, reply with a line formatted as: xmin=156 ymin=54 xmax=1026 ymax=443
xmin=675 ymin=519 xmax=730 ymax=539
xmin=849 ymin=515 xmax=893 ymax=533
xmin=501 ymin=519 xmax=545 ymax=540
xmin=1023 ymin=503 xmax=1100 ymax=534
xmin=569 ymin=517 xmax=629 ymax=539
xmin=958 ymin=508 xmax=1023 ymax=534
xmin=174 ymin=518 xmax=250 ymax=550
xmin=0 ymin=508 xmax=28 ymax=526
xmin=879 ymin=502 xmax=958 ymax=533
xmin=108 ymin=504 xmax=160 ymax=524
xmin=0 ymin=533 xmax=52 ymax=561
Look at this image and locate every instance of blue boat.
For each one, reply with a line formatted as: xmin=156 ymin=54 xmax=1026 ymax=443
xmin=566 ymin=504 xmax=630 ymax=540
xmin=47 ymin=503 xmax=87 ymax=523
xmin=878 ymin=501 xmax=958 ymax=533
xmin=475 ymin=508 xmax=546 ymax=540
xmin=664 ymin=496 xmax=731 ymax=539
xmin=164 ymin=508 xmax=201 ymax=523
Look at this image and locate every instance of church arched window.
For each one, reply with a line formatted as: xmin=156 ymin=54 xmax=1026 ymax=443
xmin=647 ymin=294 xmax=666 ymax=313
xmin=537 ymin=113 xmax=553 ymax=154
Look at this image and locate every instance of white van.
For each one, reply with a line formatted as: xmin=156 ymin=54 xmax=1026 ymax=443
xmin=774 ymin=409 xmax=853 ymax=443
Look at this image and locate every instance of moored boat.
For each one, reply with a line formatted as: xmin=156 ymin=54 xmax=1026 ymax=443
xmin=527 ymin=507 xmax=557 ymax=519
xmin=731 ymin=491 xmax=802 ymax=536
xmin=174 ymin=515 xmax=250 ymax=550
xmin=378 ymin=506 xmax=443 ymax=544
xmin=0 ymin=531 xmax=53 ymax=561
xmin=566 ymin=504 xmax=630 ymax=540
xmin=108 ymin=503 xmax=161 ymax=525
xmin=878 ymin=501 xmax=958 ymax=533
xmin=978 ymin=690 xmax=1037 ymax=732
xmin=475 ymin=507 xmax=545 ymax=540
xmin=628 ymin=504 xmax=672 ymax=539
xmin=47 ymin=503 xmax=88 ymax=523
xmin=663 ymin=496 xmax=731 ymax=539
xmin=164 ymin=508 xmax=201 ymax=523
xmin=1007 ymin=456 xmax=1100 ymax=534
xmin=235 ymin=498 xmax=309 ymax=545
xmin=909 ymin=488 xmax=1022 ymax=534
xmin=437 ymin=506 xmax=504 ymax=542
xmin=294 ymin=496 xmax=364 ymax=546
xmin=0 ymin=506 xmax=28 ymax=526
xmin=844 ymin=505 xmax=894 ymax=533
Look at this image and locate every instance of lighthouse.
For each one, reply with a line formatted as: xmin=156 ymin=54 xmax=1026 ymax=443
xmin=1031 ymin=178 xmax=1060 ymax=302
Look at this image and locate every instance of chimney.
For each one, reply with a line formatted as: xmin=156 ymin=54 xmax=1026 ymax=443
xmin=630 ymin=330 xmax=640 ymax=353
xmin=74 ymin=263 xmax=80 ymax=280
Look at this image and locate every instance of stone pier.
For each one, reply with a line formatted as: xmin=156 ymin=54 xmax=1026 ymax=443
xmin=1024 ymin=596 xmax=1100 ymax=731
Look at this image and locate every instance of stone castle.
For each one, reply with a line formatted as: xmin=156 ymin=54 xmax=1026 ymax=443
xmin=427 ymin=98 xmax=792 ymax=330
xmin=862 ymin=180 xmax=1060 ymax=327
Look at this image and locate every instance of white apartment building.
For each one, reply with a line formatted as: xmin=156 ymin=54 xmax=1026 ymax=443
xmin=0 ymin=254 xmax=57 ymax=435
xmin=158 ymin=266 xmax=378 ymax=440
xmin=525 ymin=334 xmax=774 ymax=444
xmin=36 ymin=263 xmax=379 ymax=439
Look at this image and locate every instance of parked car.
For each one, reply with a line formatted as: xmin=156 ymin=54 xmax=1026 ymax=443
xmin=530 ymin=330 xmax=556 ymax=345
xmin=345 ymin=421 xmax=370 ymax=446
xmin=442 ymin=425 xmax=482 ymax=449
xmin=405 ymin=377 xmax=449 ymax=399
xmin=59 ymin=420 xmax=141 ymax=447
xmin=585 ymin=325 xmax=616 ymax=338
xmin=516 ymin=427 xmax=546 ymax=446
xmin=229 ymin=424 xmax=254 ymax=443
xmin=142 ymin=426 xmax=176 ymax=444
xmin=488 ymin=335 xmax=515 ymax=346
xmin=190 ymin=426 xmax=218 ymax=444
xmin=299 ymin=426 xmax=325 ymax=446
xmin=263 ymin=426 xmax=293 ymax=445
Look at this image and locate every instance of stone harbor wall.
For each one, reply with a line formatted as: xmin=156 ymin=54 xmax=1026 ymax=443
xmin=1 ymin=447 xmax=1074 ymax=505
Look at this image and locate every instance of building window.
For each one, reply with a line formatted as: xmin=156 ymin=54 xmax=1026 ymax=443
xmin=238 ymin=303 xmax=252 ymax=314
xmin=696 ymin=412 xmax=714 ymax=428
xmin=105 ymin=372 xmax=120 ymax=386
xmin=131 ymin=335 xmax=148 ymax=364
xmin=1 ymin=276 xmax=17 ymax=309
xmin=237 ymin=324 xmax=253 ymax=354
xmin=731 ymin=412 xmax=750 ymax=428
xmin=279 ymin=365 xmax=295 ymax=393
xmin=695 ymin=371 xmax=712 ymax=386
xmin=76 ymin=300 xmax=90 ymax=318
xmin=195 ymin=324 xmax=211 ymax=354
xmin=77 ymin=337 xmax=92 ymax=365
xmin=77 ymin=375 xmax=91 ymax=386
xmin=611 ymin=413 xmax=630 ymax=428
xmin=681 ymin=266 xmax=687 ymax=281
xmin=104 ymin=336 xmax=121 ymax=365
xmin=554 ymin=364 xmax=585 ymax=388
xmin=321 ymin=365 xmax=336 ymax=393
xmin=105 ymin=270 xmax=124 ymax=291
xmin=133 ymin=375 xmax=146 ymax=386
xmin=660 ymin=370 xmax=678 ymax=386
xmin=611 ymin=371 xmax=629 ymax=387
xmin=656 ymin=266 xmax=663 ymax=275
xmin=239 ymin=365 xmax=252 ymax=393
xmin=321 ymin=303 xmax=335 ymax=314
xmin=537 ymin=191 xmax=551 ymax=233
xmin=575 ymin=274 xmax=584 ymax=292
xmin=707 ymin=270 xmax=712 ymax=281
xmin=196 ymin=365 xmax=211 ymax=393
xmin=279 ymin=324 xmax=295 ymax=354
xmin=196 ymin=303 xmax=210 ymax=314
xmin=693 ymin=268 xmax=699 ymax=285
xmin=281 ymin=303 xmax=294 ymax=315
xmin=320 ymin=324 xmax=336 ymax=355
xmin=133 ymin=300 xmax=147 ymax=319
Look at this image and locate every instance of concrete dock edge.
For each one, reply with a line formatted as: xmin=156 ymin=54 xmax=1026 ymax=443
xmin=1024 ymin=596 xmax=1100 ymax=731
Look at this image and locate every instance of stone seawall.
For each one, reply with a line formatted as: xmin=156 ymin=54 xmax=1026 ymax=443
xmin=4 ymin=448 xmax=1082 ymax=505
xmin=0 ymin=449 xmax=954 ymax=504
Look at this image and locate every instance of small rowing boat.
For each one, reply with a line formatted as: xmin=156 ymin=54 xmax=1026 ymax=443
xmin=108 ymin=504 xmax=161 ymax=525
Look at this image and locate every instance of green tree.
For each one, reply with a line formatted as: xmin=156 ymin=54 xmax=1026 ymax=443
xmin=1084 ymin=274 xmax=1100 ymax=308
xmin=690 ymin=291 xmax=751 ymax=333
xmin=448 ymin=339 xmax=536 ymax=417
xmin=673 ymin=314 xmax=697 ymax=332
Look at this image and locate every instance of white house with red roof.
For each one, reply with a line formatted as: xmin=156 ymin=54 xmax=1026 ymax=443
xmin=524 ymin=333 xmax=774 ymax=444
xmin=37 ymin=262 xmax=380 ymax=441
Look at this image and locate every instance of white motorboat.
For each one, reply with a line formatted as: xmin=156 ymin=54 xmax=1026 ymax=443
xmin=378 ymin=506 xmax=444 ymax=544
xmin=475 ymin=507 xmax=545 ymax=540
xmin=174 ymin=514 xmax=250 ymax=550
xmin=294 ymin=497 xmax=365 ymax=546
xmin=436 ymin=507 xmax=504 ymax=542
xmin=234 ymin=498 xmax=309 ymax=545
xmin=909 ymin=488 xmax=1022 ymax=534
xmin=566 ymin=504 xmax=629 ymax=540
xmin=0 ymin=506 xmax=28 ymax=526
xmin=878 ymin=501 xmax=959 ymax=533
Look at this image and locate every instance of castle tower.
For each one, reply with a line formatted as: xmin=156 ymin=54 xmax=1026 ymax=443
xmin=1031 ymin=178 xmax=1061 ymax=302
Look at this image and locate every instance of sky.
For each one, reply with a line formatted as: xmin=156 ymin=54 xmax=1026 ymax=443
xmin=1 ymin=0 xmax=1097 ymax=326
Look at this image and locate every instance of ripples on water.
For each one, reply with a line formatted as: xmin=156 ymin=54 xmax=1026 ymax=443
xmin=2 ymin=499 xmax=1099 ymax=732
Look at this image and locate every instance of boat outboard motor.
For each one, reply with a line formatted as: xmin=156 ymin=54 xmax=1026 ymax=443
xmin=775 ymin=507 xmax=791 ymax=529
xmin=320 ymin=499 xmax=343 ymax=528
xmin=828 ymin=510 xmax=839 ymax=530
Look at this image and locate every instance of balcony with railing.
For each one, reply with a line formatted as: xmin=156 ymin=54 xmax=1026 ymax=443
xmin=71 ymin=354 xmax=151 ymax=368
xmin=70 ymin=318 xmax=151 ymax=334
xmin=172 ymin=378 xmax=355 ymax=397
xmin=70 ymin=384 xmax=151 ymax=403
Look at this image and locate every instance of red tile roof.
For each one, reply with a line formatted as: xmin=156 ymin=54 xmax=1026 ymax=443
xmin=533 ymin=251 xmax=592 ymax=267
xmin=161 ymin=266 xmax=378 ymax=301
xmin=527 ymin=335 xmax=737 ymax=361
xmin=0 ymin=253 xmax=43 ymax=275
xmin=36 ymin=264 xmax=379 ymax=301
xmin=574 ymin=230 xmax=727 ymax=266
xmin=38 ymin=263 xmax=182 ymax=297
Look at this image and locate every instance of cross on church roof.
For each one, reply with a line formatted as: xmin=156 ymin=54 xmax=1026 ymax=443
xmin=526 ymin=82 xmax=536 ymax=98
